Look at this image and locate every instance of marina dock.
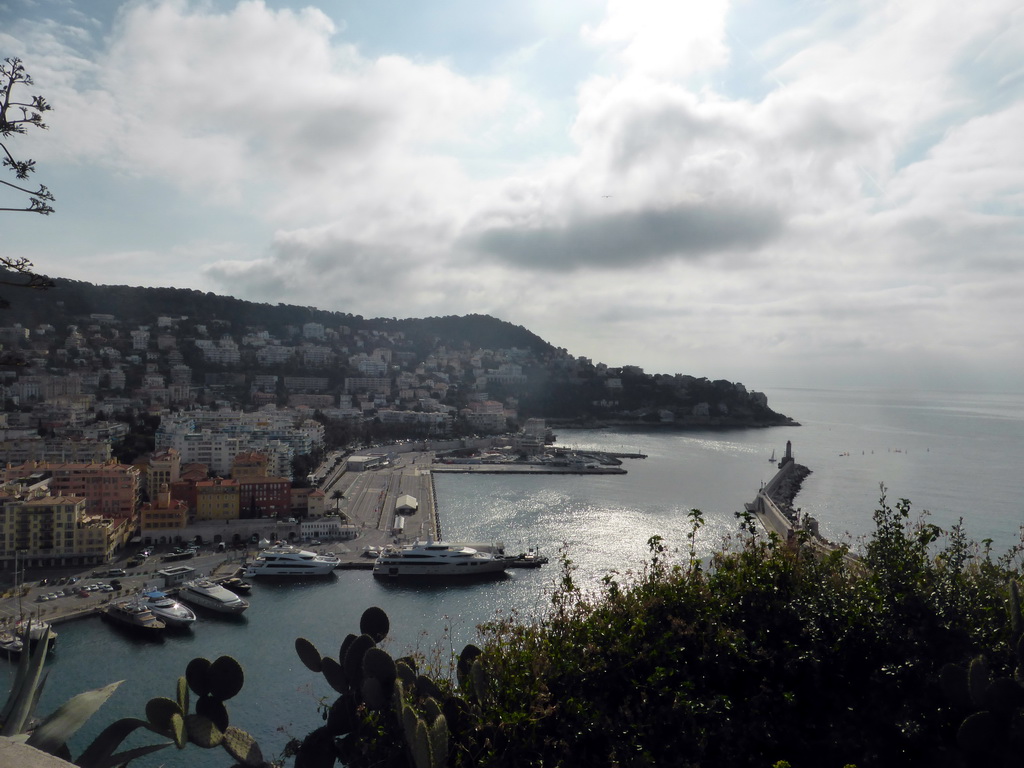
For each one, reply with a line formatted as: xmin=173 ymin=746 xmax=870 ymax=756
xmin=1 ymin=447 xmax=592 ymax=629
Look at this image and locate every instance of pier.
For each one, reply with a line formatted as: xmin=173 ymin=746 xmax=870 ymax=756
xmin=748 ymin=442 xmax=853 ymax=562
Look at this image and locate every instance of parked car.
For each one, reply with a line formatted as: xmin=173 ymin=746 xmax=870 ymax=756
xmin=107 ymin=568 xmax=127 ymax=577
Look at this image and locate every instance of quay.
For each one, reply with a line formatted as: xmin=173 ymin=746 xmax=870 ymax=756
xmin=747 ymin=441 xmax=852 ymax=561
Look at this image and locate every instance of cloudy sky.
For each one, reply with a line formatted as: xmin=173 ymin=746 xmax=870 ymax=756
xmin=2 ymin=0 xmax=1022 ymax=392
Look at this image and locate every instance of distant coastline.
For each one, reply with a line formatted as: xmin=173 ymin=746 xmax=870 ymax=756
xmin=546 ymin=416 xmax=801 ymax=430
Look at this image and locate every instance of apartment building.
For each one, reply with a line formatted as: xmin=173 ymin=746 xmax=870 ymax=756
xmin=0 ymin=492 xmax=119 ymax=568
xmin=195 ymin=478 xmax=240 ymax=521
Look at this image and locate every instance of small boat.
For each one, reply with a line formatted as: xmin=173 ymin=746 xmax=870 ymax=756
xmin=373 ymin=538 xmax=509 ymax=578
xmin=220 ymin=577 xmax=252 ymax=594
xmin=507 ymin=548 xmax=549 ymax=568
xmin=243 ymin=544 xmax=339 ymax=578
xmin=0 ymin=632 xmax=24 ymax=658
xmin=15 ymin=618 xmax=57 ymax=647
xmin=141 ymin=590 xmax=197 ymax=629
xmin=103 ymin=599 xmax=166 ymax=634
xmin=769 ymin=449 xmax=776 ymax=463
xmin=178 ymin=579 xmax=249 ymax=614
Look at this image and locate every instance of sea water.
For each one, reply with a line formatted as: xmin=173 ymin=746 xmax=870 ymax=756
xmin=5 ymin=388 xmax=1023 ymax=766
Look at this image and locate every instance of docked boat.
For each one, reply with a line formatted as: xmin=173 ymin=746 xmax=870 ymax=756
xmin=0 ymin=632 xmax=24 ymax=658
xmin=103 ymin=599 xmax=166 ymax=634
xmin=178 ymin=579 xmax=249 ymax=614
xmin=507 ymin=548 xmax=549 ymax=568
xmin=242 ymin=544 xmax=339 ymax=578
xmin=141 ymin=590 xmax=197 ymax=629
xmin=220 ymin=577 xmax=252 ymax=594
xmin=373 ymin=539 xmax=510 ymax=578
xmin=15 ymin=618 xmax=57 ymax=647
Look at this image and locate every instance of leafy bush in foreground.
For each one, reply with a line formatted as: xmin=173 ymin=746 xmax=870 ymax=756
xmin=293 ymin=492 xmax=1024 ymax=768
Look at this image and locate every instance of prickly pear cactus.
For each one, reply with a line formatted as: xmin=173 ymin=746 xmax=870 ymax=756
xmin=293 ymin=606 xmax=465 ymax=768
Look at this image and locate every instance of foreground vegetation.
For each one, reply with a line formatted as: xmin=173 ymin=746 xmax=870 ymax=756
xmin=6 ymin=492 xmax=1024 ymax=767
xmin=290 ymin=493 xmax=1024 ymax=768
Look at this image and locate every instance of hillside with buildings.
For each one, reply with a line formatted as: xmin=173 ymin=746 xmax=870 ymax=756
xmin=0 ymin=275 xmax=792 ymax=573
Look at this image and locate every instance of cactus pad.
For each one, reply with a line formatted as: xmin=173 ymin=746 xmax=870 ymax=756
xmin=176 ymin=675 xmax=190 ymax=715
xmin=412 ymin=717 xmax=432 ymax=768
xmin=343 ymin=634 xmax=376 ymax=684
xmin=170 ymin=712 xmax=187 ymax=749
xmin=222 ymin=725 xmax=266 ymax=767
xmin=145 ymin=697 xmax=183 ymax=733
xmin=196 ymin=695 xmax=230 ymax=731
xmin=415 ymin=674 xmax=443 ymax=701
xmin=362 ymin=646 xmax=398 ymax=687
xmin=429 ymin=714 xmax=449 ymax=768
xmin=423 ymin=697 xmax=443 ymax=725
xmin=209 ymin=655 xmax=245 ymax=701
xmin=185 ymin=657 xmax=214 ymax=697
xmin=360 ymin=606 xmax=390 ymax=642
xmin=295 ymin=637 xmax=323 ymax=673
xmin=321 ymin=656 xmax=349 ymax=694
xmin=184 ymin=713 xmax=224 ymax=748
xmin=396 ymin=658 xmax=417 ymax=686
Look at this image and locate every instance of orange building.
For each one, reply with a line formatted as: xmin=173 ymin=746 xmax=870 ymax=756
xmin=231 ymin=451 xmax=269 ymax=479
xmin=0 ymin=460 xmax=140 ymax=528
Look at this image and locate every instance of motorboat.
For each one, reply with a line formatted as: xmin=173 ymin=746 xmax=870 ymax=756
xmin=0 ymin=631 xmax=23 ymax=658
xmin=507 ymin=548 xmax=549 ymax=568
xmin=220 ymin=577 xmax=252 ymax=594
xmin=178 ymin=579 xmax=249 ymax=614
xmin=141 ymin=590 xmax=197 ymax=629
xmin=242 ymin=544 xmax=339 ymax=578
xmin=103 ymin=599 xmax=166 ymax=634
xmin=373 ymin=538 xmax=510 ymax=578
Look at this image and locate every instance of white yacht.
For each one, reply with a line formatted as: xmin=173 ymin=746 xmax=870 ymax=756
xmin=178 ymin=579 xmax=249 ymax=614
xmin=242 ymin=544 xmax=339 ymax=578
xmin=141 ymin=590 xmax=197 ymax=628
xmin=373 ymin=539 xmax=509 ymax=578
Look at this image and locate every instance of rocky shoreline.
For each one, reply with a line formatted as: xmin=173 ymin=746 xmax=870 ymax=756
xmin=767 ymin=463 xmax=812 ymax=523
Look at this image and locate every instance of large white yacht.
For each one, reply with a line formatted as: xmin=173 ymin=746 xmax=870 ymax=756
xmin=178 ymin=579 xmax=249 ymax=614
xmin=373 ymin=539 xmax=509 ymax=578
xmin=141 ymin=589 xmax=197 ymax=628
xmin=242 ymin=544 xmax=340 ymax=578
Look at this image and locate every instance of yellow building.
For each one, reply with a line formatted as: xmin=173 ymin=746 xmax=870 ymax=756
xmin=195 ymin=478 xmax=240 ymax=521
xmin=0 ymin=491 xmax=118 ymax=569
xmin=140 ymin=485 xmax=189 ymax=531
